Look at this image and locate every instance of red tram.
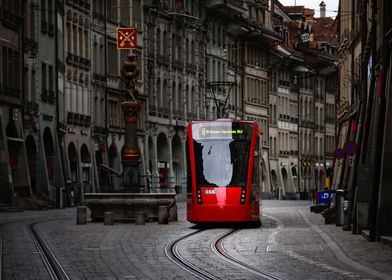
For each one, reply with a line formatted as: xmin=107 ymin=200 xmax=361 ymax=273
xmin=186 ymin=120 xmax=261 ymax=224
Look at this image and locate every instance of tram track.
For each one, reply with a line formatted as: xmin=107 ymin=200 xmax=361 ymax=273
xmin=28 ymin=223 xmax=70 ymax=280
xmin=166 ymin=227 xmax=287 ymax=280
xmin=165 ymin=229 xmax=221 ymax=280
xmin=211 ymin=229 xmax=286 ymax=280
xmin=0 ymin=225 xmax=3 ymax=280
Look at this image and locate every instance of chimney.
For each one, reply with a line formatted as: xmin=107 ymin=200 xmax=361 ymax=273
xmin=319 ymin=1 xmax=326 ymax=18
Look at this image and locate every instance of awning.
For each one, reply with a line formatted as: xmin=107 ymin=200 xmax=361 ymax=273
xmin=99 ymin=164 xmax=121 ymax=176
xmin=7 ymin=136 xmax=24 ymax=142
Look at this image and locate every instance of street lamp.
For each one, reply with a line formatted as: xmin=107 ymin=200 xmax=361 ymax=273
xmin=206 ymin=81 xmax=235 ymax=119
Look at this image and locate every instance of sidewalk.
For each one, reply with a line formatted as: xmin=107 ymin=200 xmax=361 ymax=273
xmin=303 ymin=206 xmax=392 ymax=279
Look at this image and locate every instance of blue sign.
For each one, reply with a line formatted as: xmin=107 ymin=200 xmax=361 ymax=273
xmin=317 ymin=190 xmax=336 ymax=204
xmin=345 ymin=141 xmax=357 ymax=155
xmin=334 ymin=148 xmax=346 ymax=159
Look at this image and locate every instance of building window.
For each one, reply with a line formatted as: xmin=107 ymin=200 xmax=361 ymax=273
xmin=42 ymin=63 xmax=47 ymax=92
xmin=108 ymin=42 xmax=118 ymax=76
xmin=108 ymin=0 xmax=118 ymax=23
xmin=132 ymin=0 xmax=141 ymax=29
xmin=120 ymin=0 xmax=129 ymax=26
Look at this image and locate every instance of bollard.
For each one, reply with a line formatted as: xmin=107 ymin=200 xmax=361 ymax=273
xmin=158 ymin=206 xmax=168 ymax=224
xmin=135 ymin=212 xmax=146 ymax=225
xmin=335 ymin=189 xmax=345 ymax=226
xmin=76 ymin=206 xmax=87 ymax=225
xmin=343 ymin=200 xmax=351 ymax=231
xmin=168 ymin=204 xmax=178 ymax=222
xmin=104 ymin=211 xmax=114 ymax=225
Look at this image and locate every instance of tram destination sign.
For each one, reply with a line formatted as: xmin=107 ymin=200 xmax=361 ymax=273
xmin=200 ymin=128 xmax=243 ymax=136
xmin=192 ymin=122 xmax=252 ymax=141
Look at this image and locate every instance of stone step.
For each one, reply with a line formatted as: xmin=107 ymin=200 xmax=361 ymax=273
xmin=0 ymin=206 xmax=24 ymax=212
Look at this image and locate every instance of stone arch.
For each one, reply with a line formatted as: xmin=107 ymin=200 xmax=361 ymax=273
xmin=6 ymin=121 xmax=18 ymax=138
xmin=67 ymin=142 xmax=78 ymax=204
xmin=80 ymin=144 xmax=91 ymax=192
xmin=292 ymin=166 xmax=298 ymax=177
xmin=108 ymin=143 xmax=119 ymax=170
xmin=43 ymin=127 xmax=55 ymax=181
xmin=292 ymin=166 xmax=298 ymax=193
xmin=148 ymin=136 xmax=154 ymax=173
xmin=80 ymin=144 xmax=91 ymax=163
xmin=108 ymin=143 xmax=120 ymax=191
xmin=68 ymin=142 xmax=78 ymax=183
xmin=6 ymin=121 xmax=20 ymax=172
xmin=172 ymin=134 xmax=183 ymax=189
xmin=281 ymin=167 xmax=288 ymax=193
xmin=271 ymin=169 xmax=277 ymax=197
xmin=157 ymin=133 xmax=170 ymax=188
xmin=25 ymin=135 xmax=37 ymax=193
xmin=157 ymin=133 xmax=169 ymax=161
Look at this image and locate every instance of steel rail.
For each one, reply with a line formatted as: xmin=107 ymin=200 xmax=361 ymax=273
xmin=28 ymin=223 xmax=70 ymax=280
xmin=0 ymin=225 xmax=3 ymax=280
xmin=165 ymin=229 xmax=220 ymax=280
xmin=211 ymin=229 xmax=287 ymax=280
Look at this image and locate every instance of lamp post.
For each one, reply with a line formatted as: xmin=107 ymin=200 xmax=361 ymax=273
xmin=121 ymin=53 xmax=141 ymax=193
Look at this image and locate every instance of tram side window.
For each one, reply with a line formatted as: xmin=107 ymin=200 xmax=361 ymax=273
xmin=252 ymin=137 xmax=259 ymax=185
xmin=186 ymin=140 xmax=192 ymax=193
xmin=229 ymin=141 xmax=250 ymax=186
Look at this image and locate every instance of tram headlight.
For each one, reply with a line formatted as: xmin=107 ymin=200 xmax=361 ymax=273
xmin=240 ymin=188 xmax=246 ymax=204
xmin=196 ymin=189 xmax=202 ymax=204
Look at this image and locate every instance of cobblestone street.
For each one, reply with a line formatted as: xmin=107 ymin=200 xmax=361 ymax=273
xmin=1 ymin=200 xmax=392 ymax=280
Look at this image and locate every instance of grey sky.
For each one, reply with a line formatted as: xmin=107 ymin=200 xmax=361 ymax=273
xmin=278 ymin=0 xmax=339 ymax=18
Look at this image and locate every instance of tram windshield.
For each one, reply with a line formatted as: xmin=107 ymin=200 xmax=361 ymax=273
xmin=192 ymin=122 xmax=253 ymax=187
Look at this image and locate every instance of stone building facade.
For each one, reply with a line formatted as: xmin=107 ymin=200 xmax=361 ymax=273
xmin=0 ymin=0 xmax=338 ymax=208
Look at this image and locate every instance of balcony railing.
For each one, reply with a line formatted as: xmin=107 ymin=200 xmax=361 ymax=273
xmin=205 ymin=0 xmax=245 ymax=13
xmin=93 ymin=126 xmax=108 ymax=135
xmin=172 ymin=59 xmax=183 ymax=69
xmin=3 ymin=10 xmax=22 ymax=30
xmin=66 ymin=52 xmax=91 ymax=69
xmin=278 ymin=80 xmax=290 ymax=87
xmin=157 ymin=54 xmax=170 ymax=66
xmin=24 ymin=38 xmax=38 ymax=51
xmin=325 ymin=116 xmax=335 ymax=123
xmin=24 ymin=101 xmax=39 ymax=114
xmin=67 ymin=112 xmax=91 ymax=127
xmin=93 ymin=73 xmax=106 ymax=83
xmin=186 ymin=63 xmax=197 ymax=73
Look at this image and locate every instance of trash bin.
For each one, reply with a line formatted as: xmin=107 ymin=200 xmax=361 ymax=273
xmin=56 ymin=187 xmax=66 ymax=209
xmin=335 ymin=189 xmax=346 ymax=226
xmin=343 ymin=200 xmax=351 ymax=231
